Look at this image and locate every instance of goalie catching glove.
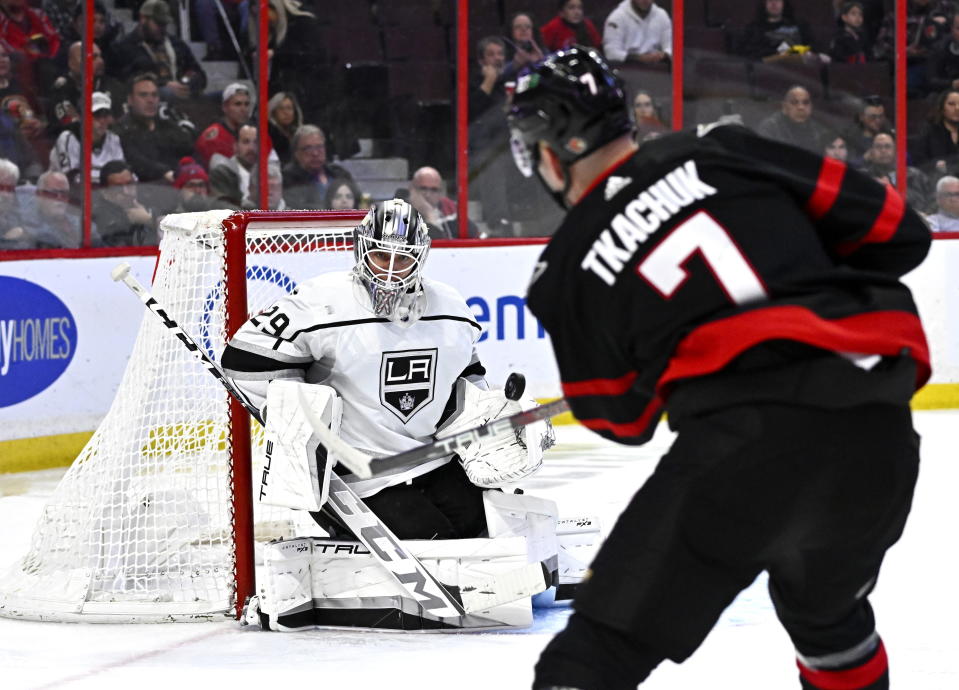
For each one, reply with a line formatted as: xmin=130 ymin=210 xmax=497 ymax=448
xmin=436 ymin=378 xmax=555 ymax=487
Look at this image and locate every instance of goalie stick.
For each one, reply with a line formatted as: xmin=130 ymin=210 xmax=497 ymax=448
xmin=303 ymin=396 xmax=571 ymax=480
xmin=111 ymin=263 xmax=546 ymax=620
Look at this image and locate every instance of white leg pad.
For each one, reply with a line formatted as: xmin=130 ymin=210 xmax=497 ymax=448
xmin=258 ymin=381 xmax=341 ymax=511
xmin=482 ymin=493 xmax=602 ymax=608
xmin=255 ymin=536 xmax=537 ymax=631
xmin=483 ymin=490 xmax=559 ymax=572
xmin=556 ymin=515 xmax=602 ymax=586
xmin=256 ymin=537 xmax=315 ymax=632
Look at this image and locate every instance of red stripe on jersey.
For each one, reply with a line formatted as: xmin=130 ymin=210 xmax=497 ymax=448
xmin=658 ymin=307 xmax=930 ymax=392
xmin=563 ymin=371 xmax=638 ymax=397
xmin=797 ymin=641 xmax=888 ymax=690
xmin=805 ymin=157 xmax=847 ymax=219
xmin=836 ymin=185 xmax=906 ymax=256
xmin=579 ymin=397 xmax=663 ymax=438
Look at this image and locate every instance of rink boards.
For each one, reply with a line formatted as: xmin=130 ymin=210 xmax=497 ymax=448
xmin=1 ymin=236 xmax=958 ymax=472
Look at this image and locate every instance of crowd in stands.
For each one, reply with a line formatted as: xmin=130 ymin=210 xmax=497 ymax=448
xmin=4 ymin=0 xmax=959 ymax=251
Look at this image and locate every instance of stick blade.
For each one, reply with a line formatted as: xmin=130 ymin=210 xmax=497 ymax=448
xmin=460 ymin=561 xmax=550 ymax=614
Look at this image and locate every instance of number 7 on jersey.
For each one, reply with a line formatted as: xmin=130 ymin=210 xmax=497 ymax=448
xmin=638 ymin=211 xmax=768 ymax=305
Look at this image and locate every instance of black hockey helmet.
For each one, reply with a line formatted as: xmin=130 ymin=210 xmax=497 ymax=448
xmin=507 ymin=46 xmax=631 ymax=178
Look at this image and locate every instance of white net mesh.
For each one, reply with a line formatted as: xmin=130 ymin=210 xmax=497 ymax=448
xmin=0 ymin=210 xmax=359 ymax=622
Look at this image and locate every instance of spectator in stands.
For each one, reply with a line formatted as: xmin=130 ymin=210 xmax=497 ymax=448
xmin=53 ymin=1 xmax=122 ymax=74
xmin=116 ymin=73 xmax=194 ymax=186
xmin=267 ymin=91 xmax=302 ymax=166
xmin=822 ymin=132 xmax=849 ymax=161
xmin=503 ymin=12 xmax=545 ymax=82
xmin=541 ymin=0 xmax=602 ymax=52
xmin=110 ymin=0 xmax=206 ymax=101
xmin=196 ymin=83 xmax=253 ymax=169
xmin=253 ymin=0 xmax=321 ymax=125
xmin=404 ymin=165 xmax=463 ymax=239
xmin=632 ymin=89 xmax=667 ymax=139
xmin=48 ymin=41 xmax=121 ymax=136
xmin=282 ymin=124 xmax=351 ymax=210
xmin=0 ymin=38 xmax=25 ymax=100
xmin=927 ymin=174 xmax=959 ymax=230
xmin=757 ymin=85 xmax=827 ymax=153
xmin=194 ymin=0 xmax=244 ymax=61
xmin=829 ymin=2 xmax=868 ymax=64
xmin=210 ymin=124 xmax=258 ymax=209
xmin=0 ymin=90 xmax=38 ymax=180
xmin=93 ymin=159 xmax=156 ymax=246
xmin=468 ymin=36 xmax=512 ymax=233
xmin=323 ymin=177 xmax=361 ymax=211
xmin=43 ymin=0 xmax=78 ymax=38
xmin=0 ymin=0 xmax=60 ymax=87
xmin=21 ymin=170 xmax=95 ymax=248
xmin=874 ymin=0 xmax=952 ymax=93
xmin=49 ymin=91 xmax=124 ymax=189
xmin=833 ymin=0 xmax=884 ymax=51
xmin=0 ymin=156 xmax=26 ymax=248
xmin=912 ymin=87 xmax=959 ymax=177
xmin=863 ymin=132 xmax=934 ymax=212
xmin=249 ymin=162 xmax=287 ymax=210
xmin=0 ymin=39 xmax=44 ymax=144
xmin=739 ymin=0 xmax=822 ymax=63
xmin=602 ymin=0 xmax=671 ymax=65
xmin=841 ymin=95 xmax=891 ymax=166
xmin=926 ymin=13 xmax=959 ymax=93
xmin=169 ymin=156 xmax=218 ymax=213
xmin=468 ymin=35 xmax=562 ymax=236
xmin=470 ymin=35 xmax=507 ymax=117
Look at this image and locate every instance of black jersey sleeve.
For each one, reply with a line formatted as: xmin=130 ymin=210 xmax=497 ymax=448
xmin=548 ymin=311 xmax=664 ymax=447
xmin=702 ymin=124 xmax=931 ymax=277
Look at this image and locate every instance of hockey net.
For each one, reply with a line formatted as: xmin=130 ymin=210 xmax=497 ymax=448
xmin=0 ymin=209 xmax=365 ymax=622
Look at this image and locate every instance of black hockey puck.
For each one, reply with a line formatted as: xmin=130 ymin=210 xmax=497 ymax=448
xmin=504 ymin=372 xmax=526 ymax=400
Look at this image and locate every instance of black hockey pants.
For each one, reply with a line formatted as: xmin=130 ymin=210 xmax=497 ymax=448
xmin=534 ymin=402 xmax=919 ymax=690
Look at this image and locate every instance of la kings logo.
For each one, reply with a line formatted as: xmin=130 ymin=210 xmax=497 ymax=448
xmin=380 ymin=348 xmax=437 ymax=422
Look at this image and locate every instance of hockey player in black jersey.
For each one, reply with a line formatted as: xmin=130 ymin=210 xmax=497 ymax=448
xmin=508 ymin=47 xmax=931 ymax=690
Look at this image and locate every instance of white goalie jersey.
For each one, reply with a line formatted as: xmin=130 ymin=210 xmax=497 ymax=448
xmin=222 ymin=271 xmax=485 ymax=496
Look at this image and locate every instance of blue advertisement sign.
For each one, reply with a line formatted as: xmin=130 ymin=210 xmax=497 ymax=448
xmin=0 ymin=276 xmax=77 ymax=407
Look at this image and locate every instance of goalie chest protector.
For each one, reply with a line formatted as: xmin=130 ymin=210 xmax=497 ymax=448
xmin=229 ymin=271 xmax=484 ymax=486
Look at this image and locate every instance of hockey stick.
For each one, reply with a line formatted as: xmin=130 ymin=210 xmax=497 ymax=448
xmin=303 ymin=397 xmax=571 ymax=480
xmin=112 ymin=263 xmax=545 ymax=619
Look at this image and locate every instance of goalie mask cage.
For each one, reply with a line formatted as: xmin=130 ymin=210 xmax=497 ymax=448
xmin=0 ymin=209 xmax=365 ymax=623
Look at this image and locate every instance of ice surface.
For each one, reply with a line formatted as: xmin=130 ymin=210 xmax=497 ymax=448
xmin=0 ymin=413 xmax=955 ymax=690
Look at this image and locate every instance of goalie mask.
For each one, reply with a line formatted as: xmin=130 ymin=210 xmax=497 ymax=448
xmin=507 ymin=46 xmax=631 ymax=207
xmin=352 ymin=199 xmax=431 ymax=322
